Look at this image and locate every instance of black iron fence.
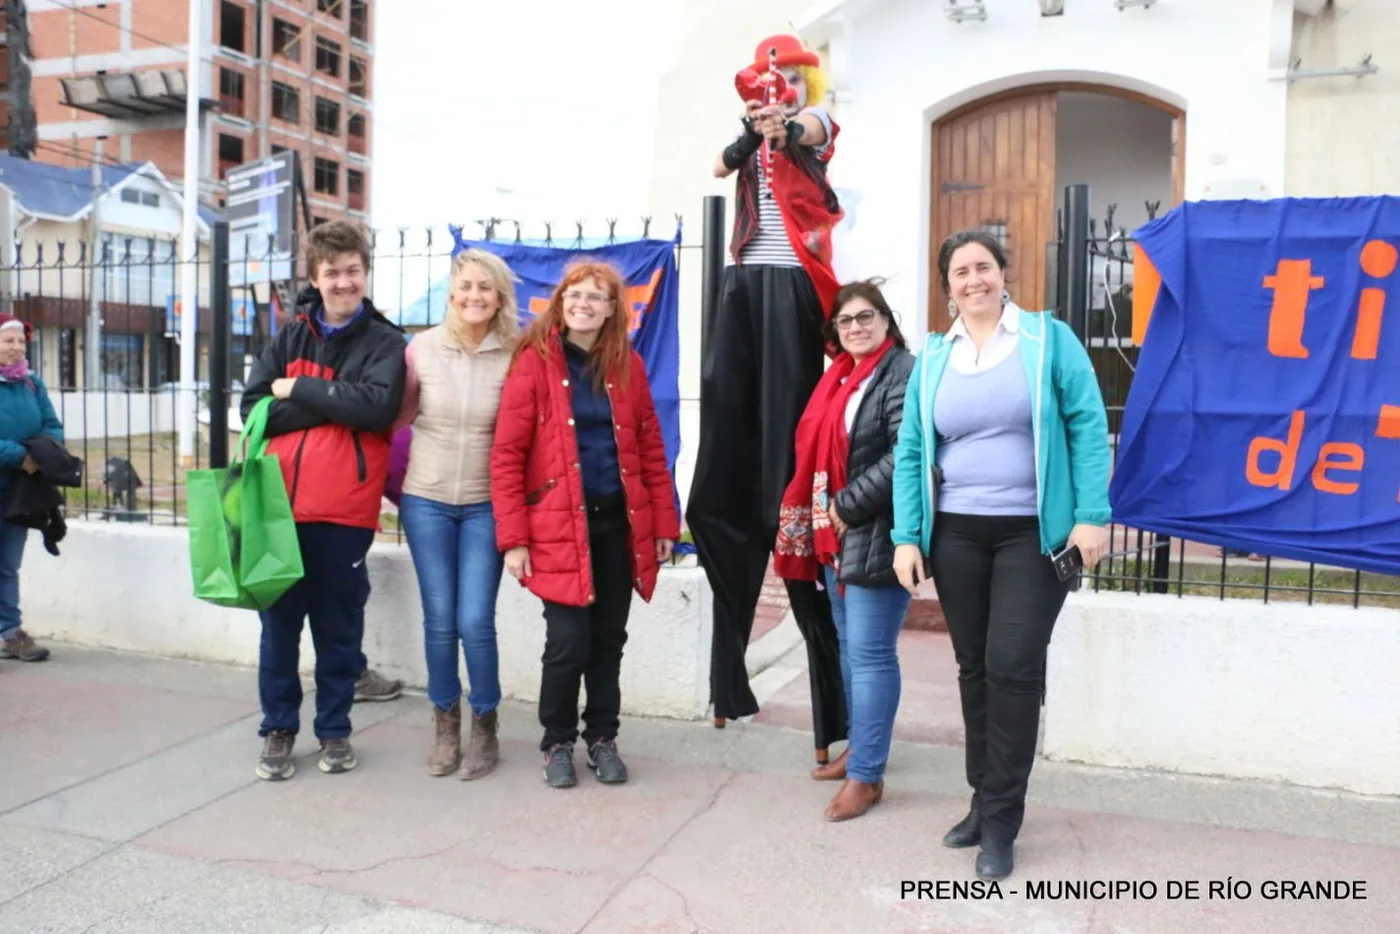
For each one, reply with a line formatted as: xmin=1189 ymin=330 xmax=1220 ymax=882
xmin=8 ymin=214 xmax=709 ymax=537
xmin=1050 ymin=183 xmax=1400 ymax=609
xmin=13 ymin=189 xmax=1398 ymax=608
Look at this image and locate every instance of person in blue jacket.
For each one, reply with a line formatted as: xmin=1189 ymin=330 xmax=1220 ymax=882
xmin=890 ymin=231 xmax=1111 ymax=882
xmin=0 ymin=314 xmax=63 ymax=663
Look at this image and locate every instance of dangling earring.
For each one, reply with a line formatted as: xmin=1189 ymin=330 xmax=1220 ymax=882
xmin=947 ymin=299 xmax=957 ymax=319
xmin=1000 ymin=288 xmax=1010 ymax=307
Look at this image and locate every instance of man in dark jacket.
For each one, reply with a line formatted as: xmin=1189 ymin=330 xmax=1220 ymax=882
xmin=240 ymin=220 xmax=406 ymax=781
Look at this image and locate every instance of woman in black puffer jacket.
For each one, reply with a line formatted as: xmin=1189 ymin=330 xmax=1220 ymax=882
xmin=775 ymin=279 xmax=915 ymax=822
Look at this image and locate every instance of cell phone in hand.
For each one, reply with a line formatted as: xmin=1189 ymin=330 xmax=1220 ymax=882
xmin=1050 ymin=544 xmax=1083 ymax=584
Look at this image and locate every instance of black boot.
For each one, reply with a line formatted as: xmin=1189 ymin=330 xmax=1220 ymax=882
xmin=975 ymin=837 xmax=1014 ymax=880
xmin=941 ymin=808 xmax=981 ymax=848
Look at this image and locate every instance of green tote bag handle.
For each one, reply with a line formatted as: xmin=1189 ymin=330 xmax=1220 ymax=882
xmin=232 ymin=396 xmax=274 ymax=466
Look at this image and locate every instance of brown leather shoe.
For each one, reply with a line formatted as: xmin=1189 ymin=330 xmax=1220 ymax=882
xmin=458 ymin=709 xmax=500 ymax=780
xmin=824 ymin=779 xmax=884 ymax=822
xmin=810 ymin=747 xmax=848 ymax=781
xmin=428 ymin=703 xmax=462 ymax=776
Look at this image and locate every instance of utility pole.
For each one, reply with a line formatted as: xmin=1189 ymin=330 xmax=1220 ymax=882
xmin=177 ymin=0 xmax=202 ymax=463
xmin=86 ymin=136 xmax=105 ymax=388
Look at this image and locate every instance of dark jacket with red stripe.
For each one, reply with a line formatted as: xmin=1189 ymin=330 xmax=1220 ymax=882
xmin=730 ymin=118 xmax=845 ymax=324
xmin=489 ymin=330 xmax=681 ymax=608
xmin=240 ymin=287 xmax=407 ymax=529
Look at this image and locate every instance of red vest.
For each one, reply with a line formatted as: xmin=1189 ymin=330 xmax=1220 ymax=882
xmin=729 ymin=117 xmax=845 ymax=324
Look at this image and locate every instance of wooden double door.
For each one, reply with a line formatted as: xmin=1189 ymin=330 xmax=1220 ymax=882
xmin=929 ymin=91 xmax=1058 ymax=334
xmin=928 ymin=85 xmax=1186 ymax=334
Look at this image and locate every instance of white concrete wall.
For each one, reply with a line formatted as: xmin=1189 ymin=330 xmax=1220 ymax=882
xmin=1044 ymin=592 xmax=1400 ymax=797
xmin=20 ymin=523 xmax=714 ymax=721
xmin=50 ymin=390 xmax=179 ymax=440
xmin=1286 ymin=0 xmax=1400 ymax=195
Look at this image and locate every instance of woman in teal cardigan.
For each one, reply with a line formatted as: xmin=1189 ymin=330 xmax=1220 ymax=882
xmin=0 ymin=314 xmax=62 ymax=664
xmin=890 ymin=231 xmax=1111 ymax=882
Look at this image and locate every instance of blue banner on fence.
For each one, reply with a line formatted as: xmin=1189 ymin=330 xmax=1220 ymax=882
xmin=1110 ymin=197 xmax=1400 ymax=575
xmin=448 ymin=226 xmax=693 ymax=555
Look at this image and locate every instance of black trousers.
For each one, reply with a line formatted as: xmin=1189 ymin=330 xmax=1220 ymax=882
xmin=258 ymin=523 xmax=374 ymax=740
xmin=686 ymin=263 xmax=847 ymax=750
xmin=538 ymin=498 xmax=633 ymax=750
xmin=929 ymin=513 xmax=1069 ymax=843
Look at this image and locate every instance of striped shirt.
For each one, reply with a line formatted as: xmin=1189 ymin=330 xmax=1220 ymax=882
xmin=729 ymin=106 xmax=834 ymax=269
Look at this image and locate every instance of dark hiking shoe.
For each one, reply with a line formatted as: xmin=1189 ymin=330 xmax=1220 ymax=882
xmin=0 ymin=629 xmax=50 ymax=662
xmin=256 ymin=731 xmax=296 ymax=781
xmin=542 ymin=743 xmax=577 ymax=788
xmin=318 ymin=738 xmax=357 ymax=774
xmin=354 ymin=668 xmax=403 ymax=702
xmin=587 ymin=739 xmax=629 ymax=784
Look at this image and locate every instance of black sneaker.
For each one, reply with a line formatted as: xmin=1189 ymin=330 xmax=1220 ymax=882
xmin=586 ymin=739 xmax=629 ymax=784
xmin=256 ymin=730 xmax=296 ymax=781
xmin=318 ymin=737 xmax=357 ymax=774
xmin=542 ymin=743 xmax=577 ymax=788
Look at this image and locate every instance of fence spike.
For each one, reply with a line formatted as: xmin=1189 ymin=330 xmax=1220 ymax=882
xmin=606 ymin=218 xmax=618 ymax=245
xmin=574 ymin=220 xmax=585 ymax=247
xmin=424 ymin=225 xmax=434 ymax=250
xmin=642 ymin=216 xmax=652 ymax=238
xmin=1145 ymin=199 xmax=1161 ymax=222
xmin=512 ymin=221 xmax=522 ymax=243
xmin=368 ymin=227 xmax=379 ymax=251
xmin=544 ymin=222 xmax=553 ymax=246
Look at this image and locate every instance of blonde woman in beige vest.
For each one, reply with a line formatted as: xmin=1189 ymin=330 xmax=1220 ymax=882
xmin=396 ymin=248 xmax=520 ymax=779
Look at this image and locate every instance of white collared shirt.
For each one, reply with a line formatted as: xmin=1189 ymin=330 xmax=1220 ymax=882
xmin=947 ymin=303 xmax=1020 ymax=374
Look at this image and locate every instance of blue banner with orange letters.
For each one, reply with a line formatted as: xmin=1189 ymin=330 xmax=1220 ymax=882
xmin=447 ymin=226 xmax=691 ymax=552
xmin=1112 ymin=197 xmax=1400 ymax=575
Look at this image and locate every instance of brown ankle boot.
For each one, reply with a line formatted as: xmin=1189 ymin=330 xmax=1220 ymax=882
xmin=824 ymin=779 xmax=884 ymax=822
xmin=428 ymin=703 xmax=462 ymax=776
xmin=458 ymin=709 xmax=499 ymax=781
xmin=811 ymin=747 xmax=848 ymax=781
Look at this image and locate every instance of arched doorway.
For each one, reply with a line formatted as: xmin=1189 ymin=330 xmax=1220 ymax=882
xmin=927 ymin=82 xmax=1186 ymax=332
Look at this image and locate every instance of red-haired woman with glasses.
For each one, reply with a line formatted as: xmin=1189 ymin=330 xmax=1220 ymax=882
xmin=490 ymin=261 xmax=680 ymax=789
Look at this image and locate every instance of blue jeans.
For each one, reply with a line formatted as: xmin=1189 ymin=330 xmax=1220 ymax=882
xmin=0 ymin=516 xmax=27 ymax=640
xmin=399 ymin=495 xmax=504 ymax=715
xmin=823 ymin=565 xmax=911 ymax=783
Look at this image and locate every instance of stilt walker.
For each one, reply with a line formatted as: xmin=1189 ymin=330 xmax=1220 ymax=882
xmin=687 ymin=34 xmax=847 ymax=764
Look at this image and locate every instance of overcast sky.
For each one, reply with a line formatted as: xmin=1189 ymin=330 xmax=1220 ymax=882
xmin=370 ymin=0 xmax=681 ymax=233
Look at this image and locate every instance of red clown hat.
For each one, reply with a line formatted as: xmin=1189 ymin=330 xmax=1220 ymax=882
xmin=752 ymin=34 xmax=820 ymax=72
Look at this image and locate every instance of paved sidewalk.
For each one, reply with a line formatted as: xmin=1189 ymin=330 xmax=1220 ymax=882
xmin=3 ymin=644 xmax=1398 ymax=934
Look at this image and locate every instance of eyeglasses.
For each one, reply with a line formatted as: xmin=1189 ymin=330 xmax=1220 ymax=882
xmin=834 ymin=309 xmax=878 ymax=330
xmin=563 ymin=290 xmax=613 ymax=305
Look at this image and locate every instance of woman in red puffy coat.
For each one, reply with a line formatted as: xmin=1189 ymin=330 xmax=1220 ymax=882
xmin=490 ymin=260 xmax=680 ymax=789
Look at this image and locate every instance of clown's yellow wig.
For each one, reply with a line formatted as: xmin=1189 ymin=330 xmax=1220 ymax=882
xmin=793 ymin=64 xmax=829 ymax=109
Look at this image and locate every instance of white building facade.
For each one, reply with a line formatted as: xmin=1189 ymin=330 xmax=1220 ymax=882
xmin=651 ymin=0 xmax=1393 ymax=344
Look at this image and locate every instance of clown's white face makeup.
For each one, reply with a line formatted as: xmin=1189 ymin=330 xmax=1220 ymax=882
xmin=780 ymin=67 xmax=807 ymax=112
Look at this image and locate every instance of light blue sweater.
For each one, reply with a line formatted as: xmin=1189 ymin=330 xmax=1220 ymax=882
xmin=891 ymin=304 xmax=1113 ymax=556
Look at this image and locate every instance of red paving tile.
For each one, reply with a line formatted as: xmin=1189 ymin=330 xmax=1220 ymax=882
xmin=750 ymin=560 xmax=789 ymax=644
xmin=753 ymin=630 xmax=966 ymax=747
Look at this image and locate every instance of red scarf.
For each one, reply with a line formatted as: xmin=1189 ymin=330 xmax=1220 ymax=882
xmin=774 ymin=337 xmax=894 ymax=581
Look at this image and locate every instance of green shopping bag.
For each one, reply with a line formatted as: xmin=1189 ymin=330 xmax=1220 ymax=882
xmin=188 ymin=397 xmax=304 ymax=609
